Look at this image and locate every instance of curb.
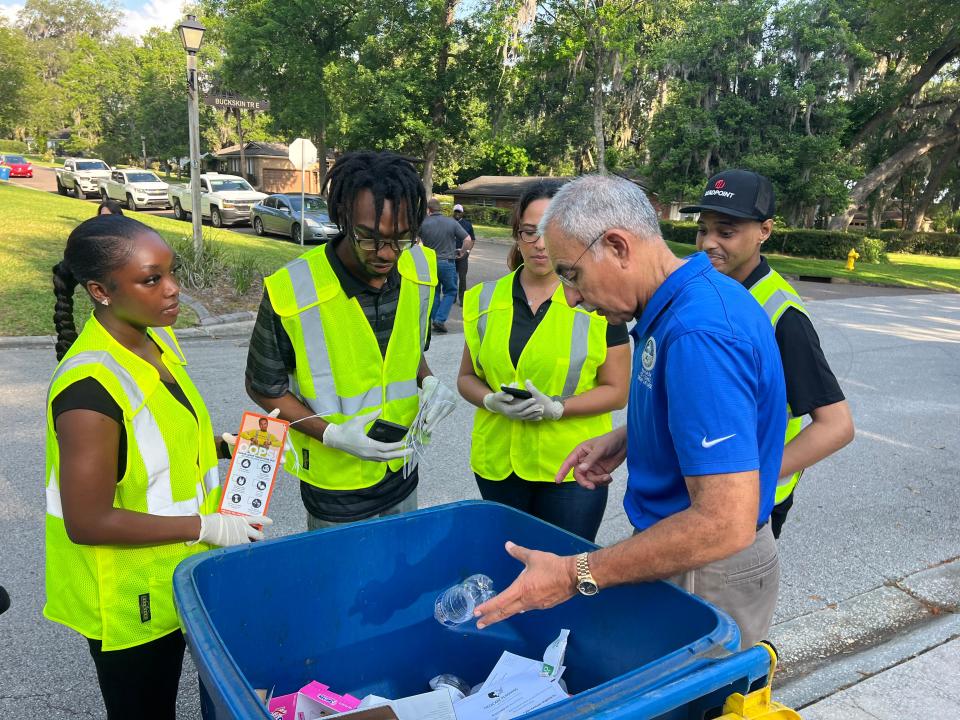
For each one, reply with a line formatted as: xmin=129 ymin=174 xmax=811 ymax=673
xmin=770 ymin=557 xmax=960 ymax=707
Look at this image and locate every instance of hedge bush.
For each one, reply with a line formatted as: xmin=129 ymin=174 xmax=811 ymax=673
xmin=458 ymin=203 xmax=514 ymax=226
xmin=0 ymin=139 xmax=28 ymax=154
xmin=659 ymin=221 xmax=892 ymax=263
xmin=870 ymin=229 xmax=960 ymax=257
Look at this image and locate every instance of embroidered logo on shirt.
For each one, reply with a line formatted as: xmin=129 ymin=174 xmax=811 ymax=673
xmin=138 ymin=593 xmax=151 ymax=623
xmin=701 ymin=434 xmax=736 ymax=448
xmin=641 ymin=336 xmax=657 ymax=371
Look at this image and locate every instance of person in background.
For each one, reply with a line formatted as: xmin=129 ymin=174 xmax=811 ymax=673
xmin=453 ymin=203 xmax=475 ymax=305
xmin=97 ymin=199 xmax=125 ymax=216
xmin=472 ymin=174 xmax=787 ymax=650
xmin=245 ymin=151 xmax=457 ymax=530
xmin=45 ymin=216 xmax=266 ymax=719
xmin=683 ymin=169 xmax=854 ymax=538
xmin=457 ymin=180 xmax=631 ymax=541
xmin=420 ymin=197 xmax=470 ymax=333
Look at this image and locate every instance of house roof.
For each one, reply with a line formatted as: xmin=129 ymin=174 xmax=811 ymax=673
xmin=451 ymin=176 xmax=573 ymax=198
xmin=214 ymin=142 xmax=290 ymax=159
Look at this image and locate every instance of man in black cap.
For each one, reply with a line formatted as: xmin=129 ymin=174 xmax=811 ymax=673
xmin=682 ymin=169 xmax=854 ymax=538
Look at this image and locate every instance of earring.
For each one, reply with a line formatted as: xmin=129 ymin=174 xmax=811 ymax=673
xmin=101 ymin=298 xmax=110 ymax=306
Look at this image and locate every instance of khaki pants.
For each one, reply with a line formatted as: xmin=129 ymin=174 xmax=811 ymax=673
xmin=669 ymin=523 xmax=780 ymax=650
xmin=305 ymin=489 xmax=418 ymax=531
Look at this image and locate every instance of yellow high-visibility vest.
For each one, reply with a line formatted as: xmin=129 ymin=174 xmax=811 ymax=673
xmin=463 ymin=271 xmax=613 ymax=481
xmin=747 ymin=265 xmax=807 ymax=505
xmin=44 ymin=315 xmax=221 ymax=651
xmin=264 ymin=244 xmax=437 ymax=490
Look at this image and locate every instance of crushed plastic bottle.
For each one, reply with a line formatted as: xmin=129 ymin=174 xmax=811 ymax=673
xmin=434 ymin=574 xmax=496 ymax=628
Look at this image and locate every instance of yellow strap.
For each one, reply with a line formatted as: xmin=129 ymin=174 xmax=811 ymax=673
xmin=716 ymin=644 xmax=802 ymax=720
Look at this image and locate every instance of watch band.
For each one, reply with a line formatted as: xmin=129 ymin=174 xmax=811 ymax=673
xmin=575 ymin=552 xmax=599 ymax=596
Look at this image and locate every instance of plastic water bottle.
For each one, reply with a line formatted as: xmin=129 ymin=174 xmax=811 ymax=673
xmin=434 ymin=574 xmax=496 ymax=628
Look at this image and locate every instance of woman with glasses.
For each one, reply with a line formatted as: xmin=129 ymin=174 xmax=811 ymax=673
xmin=457 ymin=180 xmax=631 ymax=541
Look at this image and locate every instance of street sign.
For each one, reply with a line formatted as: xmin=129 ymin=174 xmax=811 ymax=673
xmin=203 ymin=94 xmax=271 ymax=111
xmin=289 ymin=138 xmax=318 ymax=170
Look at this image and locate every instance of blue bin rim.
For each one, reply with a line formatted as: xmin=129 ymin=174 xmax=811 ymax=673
xmin=174 ymin=500 xmax=740 ymax=719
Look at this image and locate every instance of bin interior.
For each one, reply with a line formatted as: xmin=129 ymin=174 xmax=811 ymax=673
xmin=178 ymin=501 xmax=737 ymax=710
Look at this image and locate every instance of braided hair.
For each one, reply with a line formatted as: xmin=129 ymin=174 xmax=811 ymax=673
xmin=52 ymin=215 xmax=147 ymax=360
xmin=508 ymin=179 xmax=565 ymax=271
xmin=324 ymin=151 xmax=426 ymax=242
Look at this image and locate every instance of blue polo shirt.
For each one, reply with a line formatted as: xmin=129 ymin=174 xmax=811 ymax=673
xmin=625 ymin=252 xmax=786 ymax=531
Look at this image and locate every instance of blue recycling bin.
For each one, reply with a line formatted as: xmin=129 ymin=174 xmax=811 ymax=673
xmin=0 ymin=166 xmax=11 ymax=181
xmin=174 ymin=501 xmax=742 ymax=720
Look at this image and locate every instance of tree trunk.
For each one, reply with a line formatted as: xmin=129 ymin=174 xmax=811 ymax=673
xmin=849 ymin=28 xmax=959 ymax=149
xmin=422 ymin=0 xmax=457 ymax=194
xmin=829 ymin=105 xmax=960 ymax=230
xmin=316 ymin=123 xmax=328 ymax=195
xmin=908 ymin=141 xmax=960 ymax=231
xmin=592 ymin=42 xmax=606 ymax=174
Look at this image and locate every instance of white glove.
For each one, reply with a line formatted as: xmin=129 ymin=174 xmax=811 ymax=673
xmin=524 ymin=380 xmax=565 ymax=420
xmin=482 ymin=386 xmax=544 ymax=422
xmin=193 ymin=513 xmax=272 ymax=547
xmin=420 ymin=376 xmax=457 ymax=433
xmin=322 ymin=409 xmax=413 ymax=462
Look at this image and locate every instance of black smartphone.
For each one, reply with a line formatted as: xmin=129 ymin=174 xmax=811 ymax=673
xmin=367 ymin=419 xmax=409 ymax=443
xmin=500 ymin=384 xmax=533 ymax=400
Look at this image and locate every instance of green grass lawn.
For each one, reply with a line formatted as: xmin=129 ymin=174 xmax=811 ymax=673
xmin=666 ymin=241 xmax=960 ymax=293
xmin=0 ymin=183 xmax=303 ymax=336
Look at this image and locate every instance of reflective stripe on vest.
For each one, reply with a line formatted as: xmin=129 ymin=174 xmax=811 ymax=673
xmin=45 ymin=352 xmax=216 ymax=518
xmin=408 ymin=244 xmax=433 ymax=349
xmin=748 ymin=266 xmax=808 ymax=503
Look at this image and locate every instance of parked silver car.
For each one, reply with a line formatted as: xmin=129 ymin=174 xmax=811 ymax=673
xmin=251 ymin=194 xmax=340 ymax=244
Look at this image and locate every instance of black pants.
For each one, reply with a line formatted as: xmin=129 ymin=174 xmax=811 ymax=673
xmin=456 ymin=256 xmax=469 ymax=304
xmin=770 ymin=491 xmax=795 ymax=539
xmin=87 ymin=631 xmax=185 ymax=719
xmin=476 ymin=473 xmax=608 ymax=542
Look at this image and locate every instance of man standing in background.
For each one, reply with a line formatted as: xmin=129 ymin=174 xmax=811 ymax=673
xmin=453 ymin=203 xmax=475 ymax=305
xmin=420 ymin=198 xmax=470 ymax=333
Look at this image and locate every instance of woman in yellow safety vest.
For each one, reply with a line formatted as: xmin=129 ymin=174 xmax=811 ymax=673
xmin=44 ymin=216 xmax=269 ymax=719
xmin=457 ymin=181 xmax=631 ymax=541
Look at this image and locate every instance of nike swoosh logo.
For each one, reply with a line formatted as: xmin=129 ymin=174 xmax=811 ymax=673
xmin=701 ymin=434 xmax=736 ymax=448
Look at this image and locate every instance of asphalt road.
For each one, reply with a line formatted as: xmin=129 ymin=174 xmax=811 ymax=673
xmin=1 ymin=280 xmax=958 ymax=716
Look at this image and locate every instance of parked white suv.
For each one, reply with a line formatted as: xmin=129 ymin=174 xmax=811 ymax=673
xmin=56 ymin=158 xmax=112 ymax=198
xmin=98 ymin=168 xmax=170 ymax=210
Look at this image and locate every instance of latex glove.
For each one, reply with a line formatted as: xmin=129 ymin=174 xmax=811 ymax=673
xmin=524 ymin=380 xmax=564 ymax=421
xmin=221 ymin=409 xmax=291 ymax=463
xmin=193 ymin=513 xmax=272 ymax=547
xmin=322 ymin=409 xmax=414 ymax=462
xmin=483 ymin=388 xmax=544 ymax=422
xmin=421 ymin=376 xmax=457 ymax=433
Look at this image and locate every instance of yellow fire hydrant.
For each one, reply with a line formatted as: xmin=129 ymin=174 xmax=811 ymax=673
xmin=845 ymin=247 xmax=860 ymax=271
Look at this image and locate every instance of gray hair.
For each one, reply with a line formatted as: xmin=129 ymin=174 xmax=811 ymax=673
xmin=539 ymin=174 xmax=662 ymax=257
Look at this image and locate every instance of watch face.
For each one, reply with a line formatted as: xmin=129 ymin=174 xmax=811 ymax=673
xmin=578 ymin=580 xmax=599 ymax=596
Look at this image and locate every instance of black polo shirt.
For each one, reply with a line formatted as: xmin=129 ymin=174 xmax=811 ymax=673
xmin=244 ymin=234 xmax=420 ymax=521
xmin=742 ymin=257 xmax=844 ymax=416
xmin=508 ymin=271 xmax=629 ymax=367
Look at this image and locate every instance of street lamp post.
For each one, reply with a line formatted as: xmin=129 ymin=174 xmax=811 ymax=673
xmin=178 ymin=14 xmax=206 ymax=255
xmin=141 ymin=135 xmax=147 ymax=170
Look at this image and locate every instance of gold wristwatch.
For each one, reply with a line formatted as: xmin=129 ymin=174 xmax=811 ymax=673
xmin=575 ymin=552 xmax=599 ymax=596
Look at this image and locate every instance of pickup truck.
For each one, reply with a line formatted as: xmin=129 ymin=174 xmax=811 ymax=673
xmin=97 ymin=168 xmax=171 ymax=211
xmin=56 ymin=158 xmax=112 ymax=198
xmin=168 ymin=173 xmax=267 ymax=227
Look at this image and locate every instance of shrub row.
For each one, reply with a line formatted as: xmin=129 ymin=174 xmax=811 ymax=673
xmin=456 ymin=203 xmax=514 ymax=226
xmin=660 ymin=221 xmax=960 ymax=261
xmin=0 ymin=139 xmax=28 ymax=154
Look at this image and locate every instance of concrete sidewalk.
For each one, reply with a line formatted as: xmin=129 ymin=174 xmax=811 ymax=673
xmin=801 ymin=636 xmax=960 ymax=718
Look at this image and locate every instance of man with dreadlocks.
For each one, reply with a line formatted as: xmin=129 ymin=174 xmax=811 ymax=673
xmin=246 ymin=151 xmax=457 ymax=529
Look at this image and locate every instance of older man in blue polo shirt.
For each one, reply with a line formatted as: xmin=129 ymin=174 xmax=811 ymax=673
xmin=473 ymin=174 xmax=787 ymax=649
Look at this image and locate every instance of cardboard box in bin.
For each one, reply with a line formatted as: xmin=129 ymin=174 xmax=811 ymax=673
xmin=268 ymin=681 xmax=360 ymax=719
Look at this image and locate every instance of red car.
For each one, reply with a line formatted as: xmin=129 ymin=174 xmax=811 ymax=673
xmin=0 ymin=154 xmax=33 ymax=178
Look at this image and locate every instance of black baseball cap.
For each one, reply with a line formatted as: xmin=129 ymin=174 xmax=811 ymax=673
xmin=680 ymin=169 xmax=775 ymax=221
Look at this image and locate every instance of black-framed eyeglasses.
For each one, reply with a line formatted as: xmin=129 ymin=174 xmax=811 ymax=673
xmin=517 ymin=226 xmax=541 ymax=244
xmin=557 ymin=229 xmax=606 ymax=288
xmin=350 ymin=225 xmax=416 ymax=254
